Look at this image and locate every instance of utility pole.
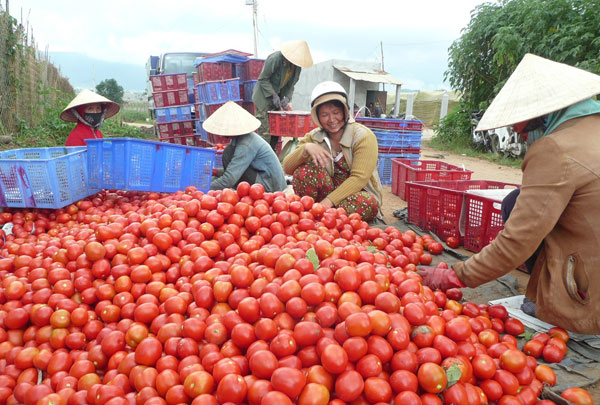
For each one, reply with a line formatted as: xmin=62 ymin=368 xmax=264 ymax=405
xmin=380 ymin=41 xmax=385 ymax=92
xmin=380 ymin=41 xmax=384 ymax=72
xmin=246 ymin=0 xmax=259 ymax=57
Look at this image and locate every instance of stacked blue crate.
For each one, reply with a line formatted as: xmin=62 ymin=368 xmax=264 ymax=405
xmin=369 ymin=124 xmax=424 ymax=185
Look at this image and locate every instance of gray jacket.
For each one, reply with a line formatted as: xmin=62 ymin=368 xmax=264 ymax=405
xmin=211 ymin=132 xmax=286 ymax=192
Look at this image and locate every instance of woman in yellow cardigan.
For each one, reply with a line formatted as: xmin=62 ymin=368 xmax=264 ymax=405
xmin=282 ymin=81 xmax=383 ymax=222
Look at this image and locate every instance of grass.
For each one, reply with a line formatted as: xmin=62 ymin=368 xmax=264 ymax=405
xmin=427 ymin=135 xmax=523 ymax=169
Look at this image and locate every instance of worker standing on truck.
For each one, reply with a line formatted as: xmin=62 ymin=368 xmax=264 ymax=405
xmin=204 ymin=101 xmax=286 ymax=192
xmin=418 ymin=54 xmax=600 ymax=335
xmin=252 ymin=40 xmax=313 ymax=151
xmin=61 ymin=89 xmax=120 ymax=147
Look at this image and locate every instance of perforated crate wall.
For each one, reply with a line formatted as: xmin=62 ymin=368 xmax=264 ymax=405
xmin=0 ymin=147 xmax=94 ymax=208
xmin=86 ymin=138 xmax=216 ymax=193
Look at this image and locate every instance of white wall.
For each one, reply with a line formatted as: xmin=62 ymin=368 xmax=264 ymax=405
xmin=292 ymin=59 xmax=382 ymax=112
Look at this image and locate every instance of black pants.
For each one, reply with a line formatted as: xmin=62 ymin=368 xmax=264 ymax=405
xmin=501 ymin=188 xmax=542 ymax=273
xmin=269 ymin=136 xmax=280 ymax=151
xmin=222 ymin=143 xmax=259 ymax=185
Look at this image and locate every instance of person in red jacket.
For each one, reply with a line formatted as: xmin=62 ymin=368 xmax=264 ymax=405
xmin=61 ymin=89 xmax=120 ymax=146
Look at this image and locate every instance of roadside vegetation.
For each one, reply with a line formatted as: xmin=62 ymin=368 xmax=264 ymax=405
xmin=436 ymin=0 xmax=600 ymax=153
xmin=121 ymin=101 xmax=151 ymax=124
xmin=9 ymin=90 xmax=152 ymax=149
xmin=431 ymin=107 xmax=523 ymax=169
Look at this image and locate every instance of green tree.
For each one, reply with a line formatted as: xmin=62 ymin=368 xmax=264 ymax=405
xmin=445 ymin=0 xmax=600 ymax=113
xmin=96 ymin=78 xmax=124 ymax=104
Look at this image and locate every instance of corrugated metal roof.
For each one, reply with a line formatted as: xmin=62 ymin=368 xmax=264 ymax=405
xmin=334 ymin=66 xmax=403 ymax=85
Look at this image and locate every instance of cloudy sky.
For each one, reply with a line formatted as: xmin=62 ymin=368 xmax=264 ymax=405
xmin=9 ymin=0 xmax=485 ymax=90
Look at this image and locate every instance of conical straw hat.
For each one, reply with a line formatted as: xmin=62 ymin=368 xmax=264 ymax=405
xmin=60 ymin=89 xmax=120 ymax=122
xmin=280 ymin=40 xmax=313 ymax=68
xmin=477 ymin=53 xmax=600 ymax=131
xmin=202 ymin=101 xmax=261 ymax=136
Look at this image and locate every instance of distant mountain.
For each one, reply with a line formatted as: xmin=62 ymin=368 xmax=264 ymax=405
xmin=49 ymin=52 xmax=146 ymax=92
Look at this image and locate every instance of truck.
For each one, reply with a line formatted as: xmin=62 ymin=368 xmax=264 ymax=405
xmin=145 ymin=52 xmax=208 ymax=118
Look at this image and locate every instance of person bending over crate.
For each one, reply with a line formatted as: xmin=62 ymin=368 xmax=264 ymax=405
xmin=418 ymin=54 xmax=600 ymax=335
xmin=252 ymin=40 xmax=313 ymax=150
xmin=61 ymin=89 xmax=120 ymax=147
xmin=204 ymin=101 xmax=286 ymax=193
xmin=282 ymin=81 xmax=384 ymax=223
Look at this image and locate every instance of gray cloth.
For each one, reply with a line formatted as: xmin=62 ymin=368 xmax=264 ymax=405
xmin=211 ymin=132 xmax=286 ymax=192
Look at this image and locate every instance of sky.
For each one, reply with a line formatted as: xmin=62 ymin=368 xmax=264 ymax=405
xmin=8 ymin=0 xmax=486 ymax=90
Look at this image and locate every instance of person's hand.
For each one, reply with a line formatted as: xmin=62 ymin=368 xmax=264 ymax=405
xmin=272 ymin=93 xmax=282 ymax=110
xmin=304 ymin=143 xmax=332 ymax=168
xmin=416 ymin=266 xmax=465 ymax=291
xmin=281 ymin=96 xmax=290 ymax=109
xmin=320 ymin=198 xmax=334 ymax=208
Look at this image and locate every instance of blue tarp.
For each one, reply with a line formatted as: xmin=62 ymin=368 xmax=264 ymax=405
xmin=194 ymin=54 xmax=249 ymax=66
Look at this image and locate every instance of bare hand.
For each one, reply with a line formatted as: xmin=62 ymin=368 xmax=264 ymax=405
xmin=304 ymin=143 xmax=332 ymax=168
xmin=320 ymin=198 xmax=334 ymax=208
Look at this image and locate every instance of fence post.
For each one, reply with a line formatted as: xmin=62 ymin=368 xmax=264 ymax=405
xmin=405 ymin=93 xmax=414 ymax=118
xmin=440 ymin=91 xmax=449 ymax=120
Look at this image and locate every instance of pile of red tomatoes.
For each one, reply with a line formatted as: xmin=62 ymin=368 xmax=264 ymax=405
xmin=0 ymin=183 xmax=594 ymax=405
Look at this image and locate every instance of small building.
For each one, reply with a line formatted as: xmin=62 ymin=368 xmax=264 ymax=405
xmin=292 ymin=59 xmax=403 ymax=118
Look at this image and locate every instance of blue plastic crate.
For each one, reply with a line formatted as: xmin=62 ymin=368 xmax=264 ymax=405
xmin=155 ymin=105 xmax=193 ymax=123
xmin=242 ymin=81 xmax=257 ymax=102
xmin=377 ymin=153 xmax=421 ymax=185
xmin=214 ymin=151 xmax=223 ymax=169
xmin=194 ymin=120 xmax=209 ymax=140
xmin=86 ymin=138 xmax=216 ymax=193
xmin=196 ymin=79 xmax=242 ymax=105
xmin=0 ymin=147 xmax=95 ymax=208
xmin=374 ymin=130 xmax=422 ymax=148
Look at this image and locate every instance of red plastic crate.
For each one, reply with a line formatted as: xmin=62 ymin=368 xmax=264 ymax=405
xmin=380 ymin=147 xmax=421 ymax=154
xmin=196 ymin=62 xmax=233 ymax=82
xmin=356 ymin=118 xmax=423 ymax=132
xmin=158 ymin=134 xmax=209 ymax=147
xmin=153 ymin=89 xmax=189 ymax=108
xmin=268 ymin=111 xmax=317 ymax=137
xmin=207 ymin=132 xmax=231 ymax=146
xmin=242 ymin=102 xmax=256 ymax=115
xmin=405 ymin=180 xmax=520 ymax=247
xmin=156 ymin=120 xmax=195 ymax=137
xmin=464 ymin=191 xmax=516 ymax=253
xmin=193 ymin=72 xmax=199 ymax=85
xmin=150 ymin=73 xmax=188 ymax=92
xmin=203 ymin=101 xmax=242 ymax=118
xmin=244 ymin=59 xmax=265 ymax=80
xmin=391 ymin=159 xmax=473 ymax=199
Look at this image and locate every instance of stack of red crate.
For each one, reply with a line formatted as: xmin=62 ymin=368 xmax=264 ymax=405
xmin=194 ymin=55 xmax=266 ymax=145
xmin=151 ymin=73 xmax=201 ymax=146
xmin=240 ymin=58 xmax=264 ymax=115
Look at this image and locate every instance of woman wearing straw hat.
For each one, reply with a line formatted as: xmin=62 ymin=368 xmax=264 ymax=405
xmin=61 ymin=89 xmax=120 ymax=147
xmin=418 ymin=54 xmax=600 ymax=334
xmin=204 ymin=101 xmax=286 ymax=192
xmin=282 ymin=81 xmax=383 ymax=223
xmin=252 ymin=40 xmax=313 ymax=150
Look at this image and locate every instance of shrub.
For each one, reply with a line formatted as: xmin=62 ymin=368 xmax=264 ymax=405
xmin=431 ymin=106 xmax=472 ymax=148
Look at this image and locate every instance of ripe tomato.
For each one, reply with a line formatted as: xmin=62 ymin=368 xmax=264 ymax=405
xmin=334 ymin=370 xmax=364 ymax=402
xmin=271 ymin=367 xmax=306 ymax=399
xmin=417 ymin=362 xmax=447 ymax=394
xmin=561 ymin=387 xmax=594 ymax=405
